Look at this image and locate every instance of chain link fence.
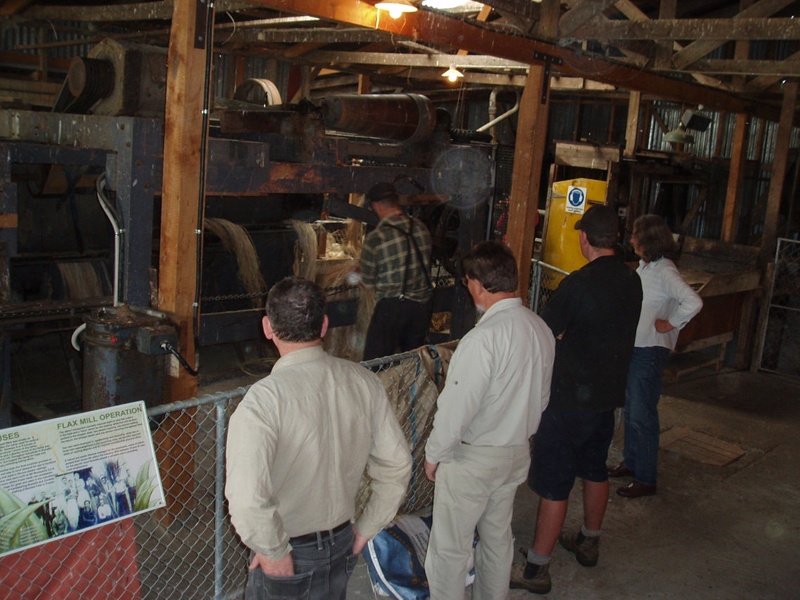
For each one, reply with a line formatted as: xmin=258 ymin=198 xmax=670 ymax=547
xmin=2 ymin=258 xmax=567 ymax=598
xmin=528 ymin=259 xmax=569 ymax=314
xmin=0 ymin=344 xmax=457 ymax=599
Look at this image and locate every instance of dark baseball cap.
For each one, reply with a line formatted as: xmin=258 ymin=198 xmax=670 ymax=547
xmin=574 ymin=204 xmax=619 ymax=237
xmin=366 ymin=182 xmax=398 ymax=203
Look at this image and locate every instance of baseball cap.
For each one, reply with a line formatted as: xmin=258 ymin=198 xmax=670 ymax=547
xmin=574 ymin=204 xmax=618 ymax=237
xmin=366 ymin=182 xmax=398 ymax=203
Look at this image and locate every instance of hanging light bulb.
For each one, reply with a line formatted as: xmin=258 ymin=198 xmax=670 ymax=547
xmin=442 ymin=65 xmax=464 ymax=82
xmin=375 ymin=0 xmax=418 ymax=19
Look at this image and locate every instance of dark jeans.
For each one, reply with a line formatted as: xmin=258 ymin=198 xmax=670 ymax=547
xmin=245 ymin=524 xmax=358 ymax=600
xmin=623 ymin=346 xmax=672 ymax=486
xmin=363 ymin=296 xmax=431 ymax=361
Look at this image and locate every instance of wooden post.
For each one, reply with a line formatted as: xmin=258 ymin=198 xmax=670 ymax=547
xmin=721 ymin=113 xmax=748 ymax=243
xmin=357 ymin=74 xmax=372 ymax=95
xmin=624 ymin=90 xmax=642 ymax=159
xmin=759 ymin=80 xmax=798 ymax=266
xmin=505 ymin=65 xmax=550 ymax=301
xmin=752 ymin=80 xmax=798 ymax=371
xmin=155 ymin=0 xmax=213 ymax=522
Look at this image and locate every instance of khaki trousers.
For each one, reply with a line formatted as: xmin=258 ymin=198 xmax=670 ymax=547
xmin=425 ymin=443 xmax=530 ymax=600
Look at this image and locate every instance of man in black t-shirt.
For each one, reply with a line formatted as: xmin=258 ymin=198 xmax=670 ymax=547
xmin=512 ymin=204 xmax=642 ymax=595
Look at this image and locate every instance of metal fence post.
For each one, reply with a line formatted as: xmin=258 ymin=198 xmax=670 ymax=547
xmin=215 ymin=399 xmax=226 ymax=599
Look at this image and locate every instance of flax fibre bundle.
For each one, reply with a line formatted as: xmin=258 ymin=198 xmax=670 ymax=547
xmin=204 ymin=218 xmax=266 ymax=308
xmin=290 ymin=220 xmax=318 ymax=281
xmin=318 ymin=258 xmax=374 ymax=362
xmin=57 ymin=261 xmax=105 ymax=299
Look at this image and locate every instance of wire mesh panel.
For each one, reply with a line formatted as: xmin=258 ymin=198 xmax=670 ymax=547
xmin=357 ymin=343 xmax=457 ymax=518
xmin=760 ymin=238 xmax=800 ymax=377
xmin=133 ymin=392 xmax=251 ymax=600
xmin=528 ymin=259 xmax=569 ymax=314
xmin=0 ymin=344 xmax=458 ymax=599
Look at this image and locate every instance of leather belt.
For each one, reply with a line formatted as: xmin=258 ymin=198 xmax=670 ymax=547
xmin=289 ymin=521 xmax=350 ymax=545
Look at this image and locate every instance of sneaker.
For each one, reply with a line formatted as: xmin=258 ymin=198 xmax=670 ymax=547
xmin=558 ymin=530 xmax=599 ymax=567
xmin=509 ymin=552 xmax=551 ymax=594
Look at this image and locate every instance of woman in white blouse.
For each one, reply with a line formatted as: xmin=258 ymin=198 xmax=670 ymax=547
xmin=609 ymin=215 xmax=703 ymax=498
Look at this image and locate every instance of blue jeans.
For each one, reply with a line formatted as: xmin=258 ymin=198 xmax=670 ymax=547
xmin=245 ymin=524 xmax=359 ymax=600
xmin=623 ymin=346 xmax=671 ymax=486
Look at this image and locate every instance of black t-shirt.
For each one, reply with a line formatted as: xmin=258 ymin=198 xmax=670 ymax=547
xmin=541 ymin=255 xmax=643 ymax=411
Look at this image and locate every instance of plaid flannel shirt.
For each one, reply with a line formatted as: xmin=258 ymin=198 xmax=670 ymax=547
xmin=360 ymin=213 xmax=432 ymax=302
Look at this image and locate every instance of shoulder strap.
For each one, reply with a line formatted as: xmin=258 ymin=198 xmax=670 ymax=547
xmin=384 ymin=218 xmax=433 ymax=295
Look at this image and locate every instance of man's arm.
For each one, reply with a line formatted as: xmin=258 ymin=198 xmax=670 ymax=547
xmin=225 ymin=397 xmax=292 ymax=563
xmin=425 ymin=337 xmax=491 ymax=466
xmin=354 ymin=387 xmax=412 ymax=542
xmin=540 ymin=274 xmax=576 ymax=338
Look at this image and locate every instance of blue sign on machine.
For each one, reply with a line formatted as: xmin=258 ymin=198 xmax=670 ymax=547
xmin=566 ymin=186 xmax=587 ymax=214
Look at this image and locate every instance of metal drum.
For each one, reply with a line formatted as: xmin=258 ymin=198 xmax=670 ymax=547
xmin=81 ymin=305 xmax=175 ymax=412
xmin=322 ymin=93 xmax=437 ymax=143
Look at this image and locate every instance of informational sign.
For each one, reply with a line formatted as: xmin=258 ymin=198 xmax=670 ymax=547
xmin=566 ymin=185 xmax=587 ymax=214
xmin=0 ymin=401 xmax=165 ymax=557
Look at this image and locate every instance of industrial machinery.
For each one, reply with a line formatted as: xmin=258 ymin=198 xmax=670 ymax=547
xmin=0 ymin=39 xmax=497 ymax=424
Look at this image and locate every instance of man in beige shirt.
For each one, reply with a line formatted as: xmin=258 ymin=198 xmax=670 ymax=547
xmin=424 ymin=241 xmax=555 ymax=600
xmin=226 ymin=276 xmax=412 ymax=600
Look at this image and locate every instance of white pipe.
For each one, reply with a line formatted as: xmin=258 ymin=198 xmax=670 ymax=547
xmin=477 ymin=89 xmax=520 ymax=137
xmin=95 ymin=173 xmax=123 ymax=307
xmin=70 ymin=322 xmax=86 ymax=351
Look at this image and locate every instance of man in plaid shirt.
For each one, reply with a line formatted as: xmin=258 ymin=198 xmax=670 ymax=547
xmin=360 ymin=182 xmax=433 ymax=360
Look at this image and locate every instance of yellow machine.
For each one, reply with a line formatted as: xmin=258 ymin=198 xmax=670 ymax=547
xmin=542 ymin=178 xmax=608 ymax=276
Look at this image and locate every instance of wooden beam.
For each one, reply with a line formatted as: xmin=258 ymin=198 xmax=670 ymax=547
xmin=249 ymin=0 xmax=778 ymax=119
xmin=612 ymin=0 xmax=728 ymax=90
xmin=304 ymin=51 xmax=529 ymax=70
xmin=21 ymin=0 xmax=262 ymax=21
xmin=0 ymin=0 xmax=34 ymax=17
xmin=654 ymin=0 xmax=676 ymax=71
xmin=624 ymin=89 xmax=642 ymax=159
xmin=759 ymin=80 xmax=798 ymax=265
xmin=505 ymin=65 xmax=550 ymax=300
xmin=536 ymin=0 xmax=560 ymax=40
xmin=747 ymin=50 xmax=800 ymax=92
xmin=576 ymin=17 xmax=800 ymax=41
xmin=672 ymin=0 xmax=795 ymax=70
xmin=662 ymin=59 xmax=800 ymax=76
xmin=722 ymin=113 xmax=749 ymax=242
xmin=559 ymin=0 xmax=619 ymax=38
xmin=357 ymin=74 xmax=372 ymax=94
xmin=243 ymin=28 xmax=389 ymax=45
xmin=479 ymin=0 xmax=539 ymax=21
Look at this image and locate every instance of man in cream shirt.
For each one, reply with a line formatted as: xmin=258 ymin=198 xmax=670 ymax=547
xmin=226 ymin=276 xmax=412 ymax=600
xmin=424 ymin=241 xmax=555 ymax=600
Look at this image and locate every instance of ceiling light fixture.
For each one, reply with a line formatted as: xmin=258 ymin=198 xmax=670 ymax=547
xmin=442 ymin=65 xmax=464 ymax=82
xmin=375 ymin=0 xmax=418 ymax=19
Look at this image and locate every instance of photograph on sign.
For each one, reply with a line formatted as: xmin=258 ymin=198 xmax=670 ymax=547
xmin=565 ymin=186 xmax=587 ymax=215
xmin=0 ymin=401 xmax=165 ymax=557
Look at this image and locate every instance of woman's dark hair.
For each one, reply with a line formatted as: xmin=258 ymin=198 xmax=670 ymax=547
xmin=632 ymin=214 xmax=678 ymax=262
xmin=462 ymin=240 xmax=518 ymax=293
xmin=265 ymin=277 xmax=326 ymax=342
